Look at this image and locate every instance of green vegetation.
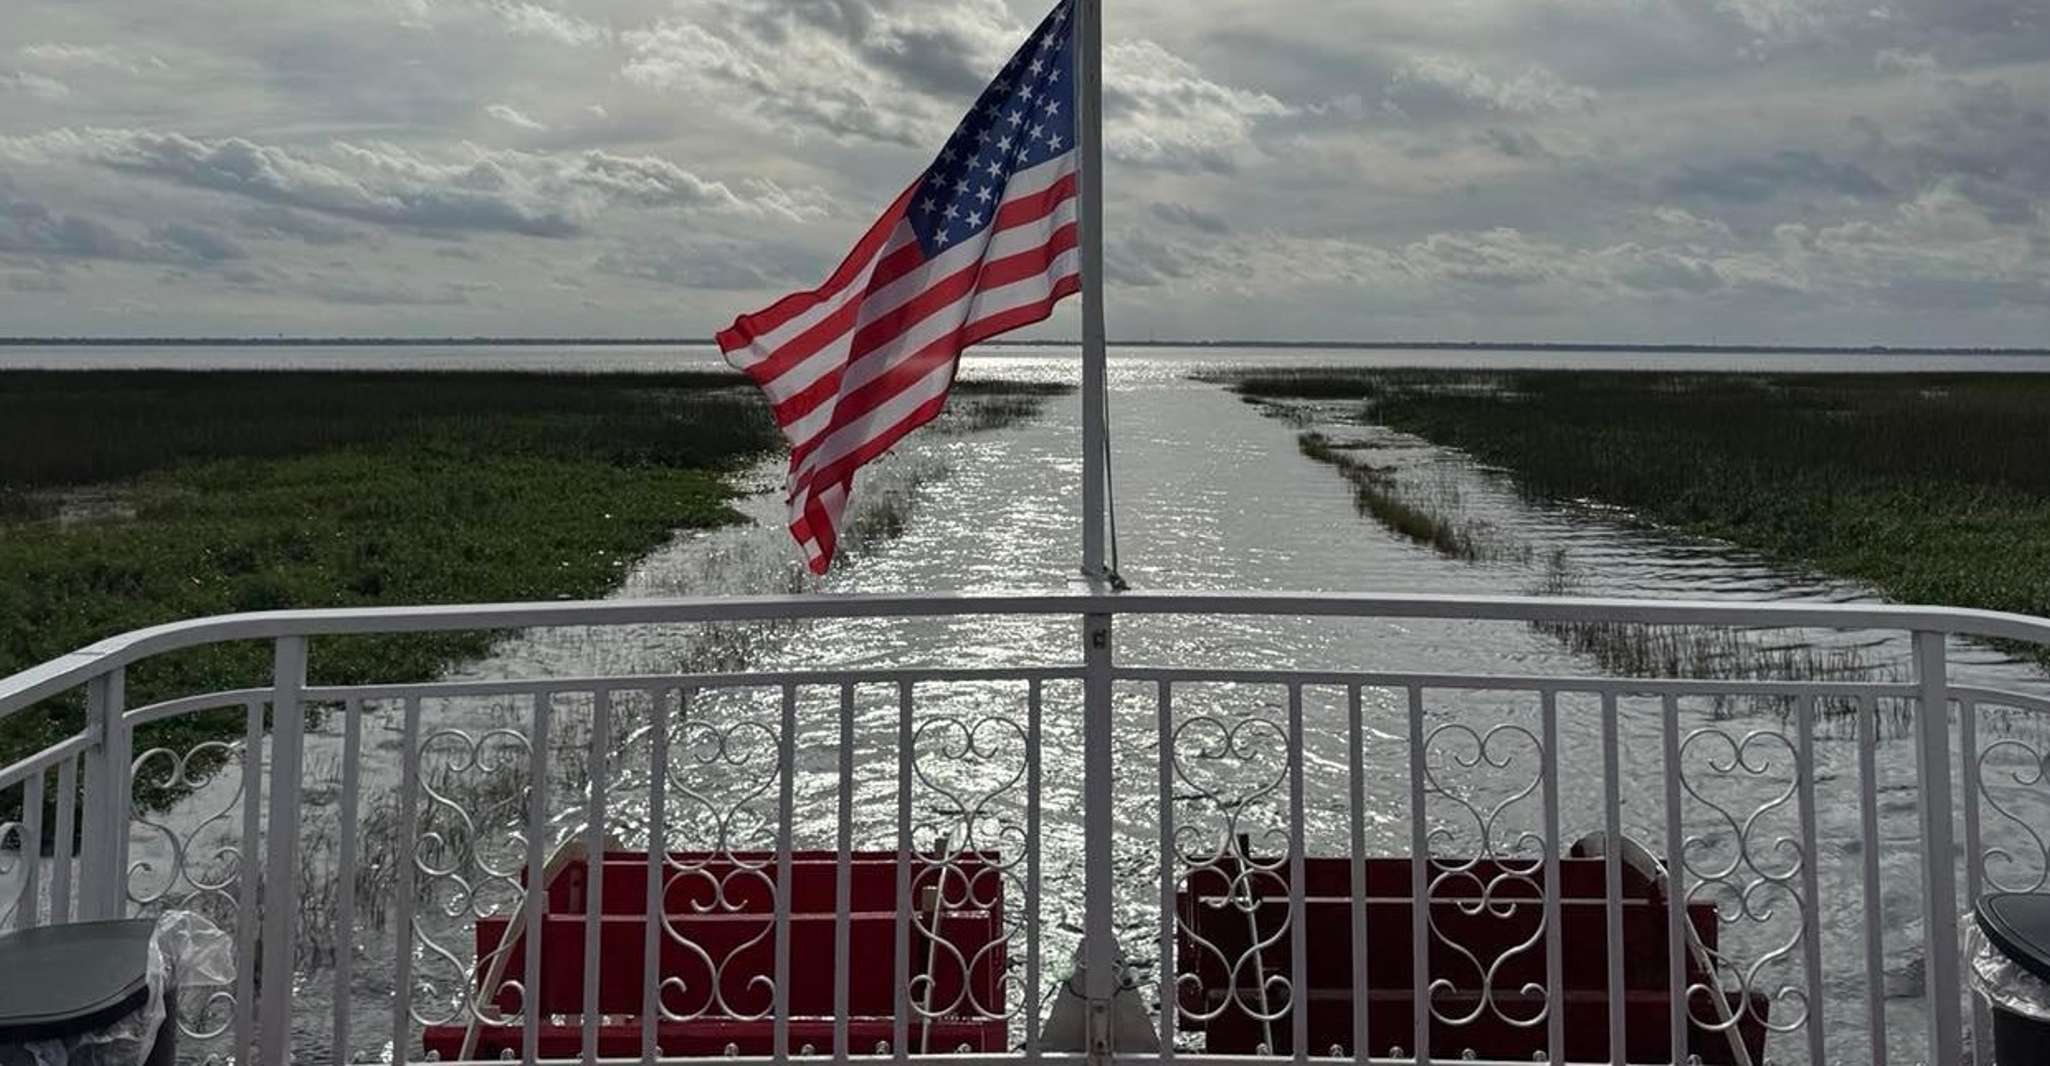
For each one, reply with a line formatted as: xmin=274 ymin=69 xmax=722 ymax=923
xmin=1228 ymin=370 xmax=2050 ymax=654
xmin=0 ymin=371 xmax=779 ymax=801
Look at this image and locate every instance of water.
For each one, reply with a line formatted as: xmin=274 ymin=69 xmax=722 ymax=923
xmin=14 ymin=347 xmax=2050 ymax=1064
xmin=7 ymin=341 xmax=2050 ymax=375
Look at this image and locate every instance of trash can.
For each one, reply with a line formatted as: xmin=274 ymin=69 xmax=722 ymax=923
xmin=0 ymin=919 xmax=176 ymax=1066
xmin=1970 ymin=892 xmax=2050 ymax=1066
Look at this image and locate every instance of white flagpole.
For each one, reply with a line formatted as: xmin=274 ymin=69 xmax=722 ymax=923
xmin=1075 ymin=0 xmax=1110 ymax=582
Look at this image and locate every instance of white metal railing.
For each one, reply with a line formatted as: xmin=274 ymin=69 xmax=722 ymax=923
xmin=1 ymin=592 xmax=2048 ymax=1065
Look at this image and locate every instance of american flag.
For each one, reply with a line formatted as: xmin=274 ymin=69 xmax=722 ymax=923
xmin=718 ymin=0 xmax=1081 ymax=574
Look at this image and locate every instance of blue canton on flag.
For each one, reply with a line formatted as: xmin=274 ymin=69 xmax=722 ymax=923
xmin=910 ymin=6 xmax=1076 ymax=256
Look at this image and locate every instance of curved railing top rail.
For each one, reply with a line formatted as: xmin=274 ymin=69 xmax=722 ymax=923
xmin=5 ymin=589 xmax=2050 ymax=719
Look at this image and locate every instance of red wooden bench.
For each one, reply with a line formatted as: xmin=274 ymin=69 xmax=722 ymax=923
xmin=422 ymin=850 xmax=1008 ymax=1061
xmin=1177 ymin=856 xmax=1770 ymax=1064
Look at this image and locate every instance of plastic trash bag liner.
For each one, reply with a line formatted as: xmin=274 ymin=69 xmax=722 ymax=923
xmin=0 ymin=912 xmax=235 ymax=1066
xmin=1965 ymin=910 xmax=2050 ymax=1024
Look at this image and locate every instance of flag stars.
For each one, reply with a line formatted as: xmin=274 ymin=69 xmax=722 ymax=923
xmin=920 ymin=197 xmax=938 ymax=215
xmin=966 ymin=210 xmax=984 ymax=227
xmin=985 ymin=158 xmax=1004 ymax=178
xmin=1007 ymin=109 xmax=1025 ymax=127
xmin=1030 ymin=123 xmax=1046 ymax=141
xmin=976 ymin=185 xmax=994 ymax=204
xmin=1047 ymin=133 xmax=1064 ymax=150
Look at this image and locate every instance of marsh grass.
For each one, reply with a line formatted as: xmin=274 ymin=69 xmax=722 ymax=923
xmin=1297 ymin=431 xmax=1532 ymax=565
xmin=1288 ymin=418 xmax=1892 ymax=701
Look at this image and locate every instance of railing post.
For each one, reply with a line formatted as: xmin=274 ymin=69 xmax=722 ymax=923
xmin=259 ymin=636 xmax=307 ymax=1065
xmin=77 ymin=668 xmax=129 ymax=920
xmin=1082 ymin=608 xmax=1117 ymax=1064
xmin=1914 ymin=631 xmax=1964 ymax=1064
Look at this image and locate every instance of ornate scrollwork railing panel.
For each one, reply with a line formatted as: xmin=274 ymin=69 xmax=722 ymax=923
xmin=1169 ymin=685 xmax=1294 ymax=1051
xmin=905 ymin=685 xmax=1034 ymax=1043
xmin=408 ymin=706 xmax=536 ymax=1033
xmin=1676 ymin=724 xmax=1814 ymax=1043
xmin=1419 ymin=712 xmax=1550 ymax=1037
xmin=654 ymin=689 xmax=784 ymax=1025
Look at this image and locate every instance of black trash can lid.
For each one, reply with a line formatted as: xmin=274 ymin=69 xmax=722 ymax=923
xmin=0 ymin=918 xmax=157 ymax=1041
xmin=1979 ymin=892 xmax=2050 ymax=985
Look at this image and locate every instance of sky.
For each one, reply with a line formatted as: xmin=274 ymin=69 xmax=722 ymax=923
xmin=0 ymin=0 xmax=2045 ymax=345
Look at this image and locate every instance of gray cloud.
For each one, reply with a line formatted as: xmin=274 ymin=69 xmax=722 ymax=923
xmin=154 ymin=222 xmax=249 ymax=261
xmin=1382 ymin=55 xmax=1595 ymax=124
xmin=0 ymin=129 xmax=814 ymax=237
xmin=1 ymin=195 xmax=249 ymax=265
xmin=1664 ymin=150 xmax=1891 ymax=204
xmin=1150 ymin=201 xmax=1230 ymax=234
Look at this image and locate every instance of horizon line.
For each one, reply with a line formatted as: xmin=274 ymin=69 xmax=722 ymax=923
xmin=2 ymin=336 xmax=2047 ymax=355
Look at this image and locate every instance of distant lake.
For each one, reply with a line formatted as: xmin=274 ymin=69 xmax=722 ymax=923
xmin=6 ymin=341 xmax=2050 ymax=374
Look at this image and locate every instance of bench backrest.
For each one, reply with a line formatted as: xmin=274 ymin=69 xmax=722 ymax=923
xmin=481 ymin=851 xmax=1007 ymax=1019
xmin=1177 ymin=857 xmax=1716 ymax=996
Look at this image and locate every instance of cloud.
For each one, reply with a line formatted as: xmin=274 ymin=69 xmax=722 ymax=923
xmin=1 ymin=71 xmax=71 ymax=100
xmin=1664 ymin=150 xmax=1890 ymax=203
xmin=238 ymin=205 xmax=363 ymax=246
xmin=623 ymin=12 xmax=936 ymax=146
xmin=153 ymin=222 xmax=248 ymax=262
xmin=1474 ymin=127 xmax=1553 ymax=159
xmin=0 ymin=198 xmax=142 ymax=259
xmin=1150 ymin=201 xmax=1231 ymax=235
xmin=486 ymin=1 xmax=610 ymax=46
xmin=485 ymin=104 xmax=547 ymax=131
xmin=1387 ymin=56 xmax=1596 ymax=119
xmin=0 ymin=194 xmax=248 ymax=265
xmin=1875 ymin=48 xmax=1939 ymax=75
xmin=0 ymin=129 xmax=815 ymax=237
xmin=1105 ymin=40 xmax=1292 ymax=173
xmin=17 ymin=43 xmax=164 ymax=74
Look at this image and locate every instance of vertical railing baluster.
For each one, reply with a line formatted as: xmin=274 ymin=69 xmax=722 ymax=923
xmin=1082 ymin=610 xmax=1116 ymax=1061
xmin=1601 ymin=692 xmax=1623 ymax=1066
xmin=258 ymin=637 xmax=306 ymax=1066
xmin=1287 ymin=684 xmax=1308 ymax=1062
xmin=1913 ymin=632 xmax=1963 ymax=1065
xmin=774 ymin=684 xmax=797 ymax=1060
xmin=584 ymin=688 xmax=612 ymax=1065
xmin=334 ymin=697 xmax=363 ymax=1062
xmin=1156 ymin=681 xmax=1175 ymax=1061
xmin=1540 ymin=690 xmax=1563 ymax=1066
xmin=1346 ymin=685 xmax=1368 ymax=1063
xmin=1796 ymin=694 xmax=1826 ymax=1066
xmin=525 ymin=690 xmax=553 ymax=1065
xmin=894 ymin=680 xmax=913 ymax=1060
xmin=1661 ymin=694 xmax=1686 ymax=1066
xmin=835 ymin=683 xmax=855 ymax=1061
xmin=51 ymin=753 xmax=76 ymax=925
xmin=21 ymin=764 xmax=43 ymax=928
xmin=391 ymin=696 xmax=423 ymax=1064
xmin=1858 ymin=695 xmax=1888 ymax=1066
xmin=1406 ymin=686 xmax=1429 ymax=1065
xmin=1961 ymin=701 xmax=1983 ymax=910
xmin=1961 ymin=696 xmax=1990 ymax=1059
xmin=1026 ymin=679 xmax=1044 ymax=1056
xmin=643 ymin=688 xmax=672 ymax=1064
